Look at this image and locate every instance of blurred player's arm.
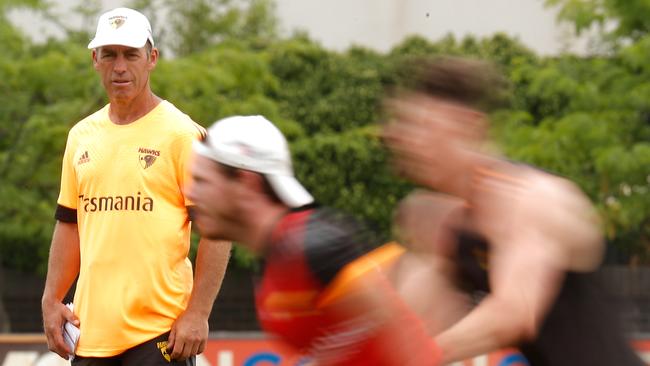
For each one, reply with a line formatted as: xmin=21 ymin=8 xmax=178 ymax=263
xmin=435 ymin=237 xmax=564 ymax=363
xmin=42 ymin=220 xmax=81 ymax=360
xmin=435 ymin=173 xmax=604 ymax=363
xmin=169 ymin=238 xmax=232 ymax=360
xmin=295 ymin=211 xmax=438 ymax=365
xmin=392 ymin=191 xmax=472 ymax=334
xmin=318 ymin=264 xmax=443 ymax=366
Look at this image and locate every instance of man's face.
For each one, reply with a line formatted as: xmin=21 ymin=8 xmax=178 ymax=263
xmin=383 ymin=92 xmax=486 ymax=197
xmin=186 ymin=154 xmax=241 ymax=241
xmin=92 ymin=44 xmax=157 ymax=103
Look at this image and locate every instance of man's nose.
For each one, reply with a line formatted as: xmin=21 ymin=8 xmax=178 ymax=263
xmin=113 ymin=55 xmax=127 ymax=73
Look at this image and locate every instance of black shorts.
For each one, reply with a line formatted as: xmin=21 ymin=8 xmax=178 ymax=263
xmin=72 ymin=333 xmax=196 ymax=366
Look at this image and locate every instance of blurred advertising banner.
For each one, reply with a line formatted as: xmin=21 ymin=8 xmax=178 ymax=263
xmin=1 ymin=334 xmax=650 ymax=366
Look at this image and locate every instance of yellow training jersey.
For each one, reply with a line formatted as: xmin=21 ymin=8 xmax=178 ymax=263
xmin=56 ymin=101 xmax=206 ymax=357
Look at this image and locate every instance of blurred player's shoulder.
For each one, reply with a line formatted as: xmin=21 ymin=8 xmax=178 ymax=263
xmin=495 ymin=162 xmax=605 ymax=271
xmin=304 ymin=208 xmax=384 ymax=257
xmin=273 ymin=207 xmax=387 ymax=286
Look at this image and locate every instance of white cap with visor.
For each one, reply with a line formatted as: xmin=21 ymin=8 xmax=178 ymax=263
xmin=193 ymin=115 xmax=315 ymax=208
xmin=88 ymin=7 xmax=154 ymax=49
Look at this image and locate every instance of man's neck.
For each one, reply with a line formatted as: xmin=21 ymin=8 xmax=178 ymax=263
xmin=109 ymin=90 xmax=161 ymax=125
xmin=245 ymin=204 xmax=291 ymax=255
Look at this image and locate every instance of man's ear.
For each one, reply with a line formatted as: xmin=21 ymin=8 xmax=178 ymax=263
xmin=238 ymin=170 xmax=265 ymax=192
xmin=92 ymin=49 xmax=99 ymax=70
xmin=148 ymin=47 xmax=159 ymax=70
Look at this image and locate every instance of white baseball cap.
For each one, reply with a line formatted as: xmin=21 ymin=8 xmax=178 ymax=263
xmin=194 ymin=115 xmax=315 ymax=208
xmin=88 ymin=7 xmax=154 ymax=49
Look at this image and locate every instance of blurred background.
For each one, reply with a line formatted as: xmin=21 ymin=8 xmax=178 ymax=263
xmin=0 ymin=0 xmax=649 ymax=346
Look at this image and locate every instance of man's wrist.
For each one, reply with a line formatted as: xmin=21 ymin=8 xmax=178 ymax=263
xmin=183 ymin=302 xmax=212 ymax=319
xmin=41 ymin=294 xmax=61 ymax=307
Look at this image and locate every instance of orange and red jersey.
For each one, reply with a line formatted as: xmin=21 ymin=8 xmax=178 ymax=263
xmin=255 ymin=207 xmax=440 ymax=365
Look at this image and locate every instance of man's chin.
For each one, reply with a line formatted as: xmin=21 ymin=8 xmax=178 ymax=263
xmin=110 ymin=91 xmax=134 ymax=102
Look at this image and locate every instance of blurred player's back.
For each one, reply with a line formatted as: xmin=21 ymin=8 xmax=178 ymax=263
xmin=255 ymin=207 xmax=440 ymax=365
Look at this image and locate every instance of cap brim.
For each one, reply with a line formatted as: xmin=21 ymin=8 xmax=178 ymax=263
xmin=266 ymin=175 xmax=314 ymax=208
xmin=193 ymin=140 xmax=220 ymax=162
xmin=193 ymin=140 xmax=314 ymax=208
xmin=87 ymin=33 xmax=149 ymax=49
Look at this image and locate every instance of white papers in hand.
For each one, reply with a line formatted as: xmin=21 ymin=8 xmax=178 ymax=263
xmin=62 ymin=303 xmax=80 ymax=360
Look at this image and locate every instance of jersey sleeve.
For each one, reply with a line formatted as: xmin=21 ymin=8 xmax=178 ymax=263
xmin=303 ymin=210 xmax=382 ymax=286
xmin=178 ymin=121 xmax=207 ymax=208
xmin=55 ymin=131 xmax=79 ymax=221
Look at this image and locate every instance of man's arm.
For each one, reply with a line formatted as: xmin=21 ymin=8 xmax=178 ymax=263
xmin=41 ymin=221 xmax=81 ymax=360
xmin=168 ymin=238 xmax=231 ymax=360
xmin=435 ymin=239 xmax=564 ymax=363
xmin=435 ymin=171 xmax=602 ymax=363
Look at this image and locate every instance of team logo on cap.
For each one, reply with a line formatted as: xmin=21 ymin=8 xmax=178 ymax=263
xmin=108 ymin=15 xmax=127 ymax=29
xmin=138 ymin=147 xmax=160 ymax=169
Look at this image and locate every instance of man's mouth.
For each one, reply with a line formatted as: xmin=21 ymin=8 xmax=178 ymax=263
xmin=112 ymin=80 xmax=131 ymax=86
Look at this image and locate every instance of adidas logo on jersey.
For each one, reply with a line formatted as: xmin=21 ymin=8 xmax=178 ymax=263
xmin=77 ymin=151 xmax=90 ymax=165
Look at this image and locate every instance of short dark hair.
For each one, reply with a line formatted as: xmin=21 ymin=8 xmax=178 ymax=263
xmin=94 ymin=40 xmax=154 ymax=60
xmin=144 ymin=40 xmax=153 ymax=60
xmin=398 ymin=56 xmax=507 ymax=111
xmin=218 ymin=163 xmax=283 ymax=205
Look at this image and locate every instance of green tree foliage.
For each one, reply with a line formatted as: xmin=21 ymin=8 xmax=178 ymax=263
xmin=1 ymin=0 xmax=649 ymax=276
xmin=492 ymin=42 xmax=650 ymax=258
xmin=130 ymin=0 xmax=277 ymax=57
xmin=153 ymin=43 xmax=281 ymax=124
xmin=266 ymin=37 xmax=386 ymax=134
xmin=546 ymin=0 xmax=650 ymax=41
xmin=293 ymin=126 xmax=411 ymax=235
xmin=0 ymin=40 xmax=101 ymax=273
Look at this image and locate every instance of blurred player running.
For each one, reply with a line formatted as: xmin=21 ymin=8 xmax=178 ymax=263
xmin=187 ymin=115 xmax=443 ymax=365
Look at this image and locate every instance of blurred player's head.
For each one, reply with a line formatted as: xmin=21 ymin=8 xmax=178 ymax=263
xmin=383 ymin=57 xmax=505 ymax=197
xmin=398 ymin=56 xmax=505 ymax=113
xmin=188 ymin=115 xmax=314 ymax=245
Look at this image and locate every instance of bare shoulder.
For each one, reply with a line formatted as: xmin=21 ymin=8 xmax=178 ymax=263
xmin=519 ymin=168 xmax=604 ymax=271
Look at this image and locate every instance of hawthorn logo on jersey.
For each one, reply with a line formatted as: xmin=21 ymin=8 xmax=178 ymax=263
xmin=138 ymin=147 xmax=160 ymax=169
xmin=78 ymin=192 xmax=154 ymax=212
xmin=77 ymin=151 xmax=90 ymax=165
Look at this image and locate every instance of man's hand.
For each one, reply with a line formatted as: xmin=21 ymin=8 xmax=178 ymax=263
xmin=42 ymin=299 xmax=79 ymax=360
xmin=168 ymin=310 xmax=208 ymax=360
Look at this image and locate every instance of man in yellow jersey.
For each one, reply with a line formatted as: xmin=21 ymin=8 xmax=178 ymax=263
xmin=41 ymin=7 xmax=232 ymax=366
